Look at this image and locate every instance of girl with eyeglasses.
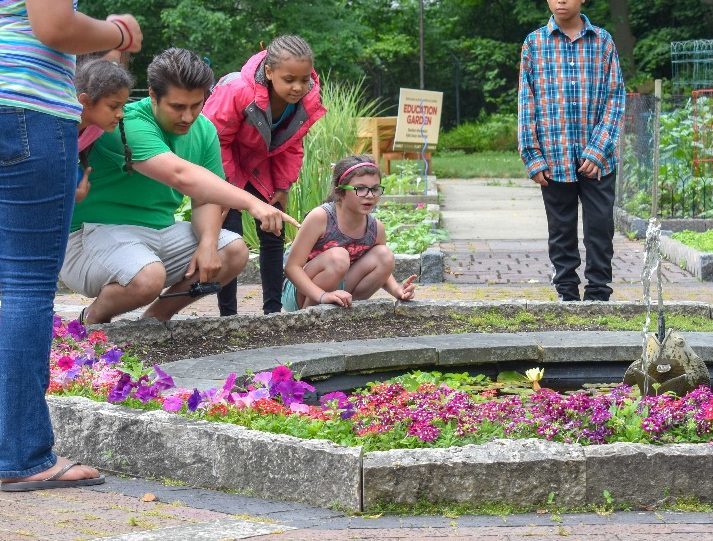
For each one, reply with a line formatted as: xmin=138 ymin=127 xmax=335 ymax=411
xmin=282 ymin=154 xmax=417 ymax=311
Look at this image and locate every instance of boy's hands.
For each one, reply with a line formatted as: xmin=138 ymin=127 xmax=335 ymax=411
xmin=396 ymin=274 xmax=417 ymax=301
xmin=320 ymin=290 xmax=352 ymax=308
xmin=75 ymin=167 xmax=91 ymax=203
xmin=247 ymin=199 xmax=300 ymax=236
xmin=577 ymin=159 xmax=600 ymax=180
xmin=532 ymin=169 xmax=550 ymax=187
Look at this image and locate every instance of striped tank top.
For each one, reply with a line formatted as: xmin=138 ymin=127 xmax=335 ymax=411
xmin=307 ymin=202 xmax=378 ymax=263
xmin=0 ymin=0 xmax=82 ymax=121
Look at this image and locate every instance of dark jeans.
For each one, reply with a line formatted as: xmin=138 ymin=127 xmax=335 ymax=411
xmin=0 ymin=107 xmax=77 ymax=477
xmin=218 ymin=183 xmax=285 ymax=315
xmin=540 ymin=171 xmax=616 ymax=301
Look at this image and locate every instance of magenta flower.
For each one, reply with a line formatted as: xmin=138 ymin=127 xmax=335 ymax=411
xmin=271 ymin=365 xmax=293 ymax=382
xmin=163 ymin=395 xmax=184 ymax=412
xmin=57 ymin=355 xmax=74 ymax=371
xmin=253 ymin=371 xmax=272 ymax=387
xmin=108 ymin=373 xmax=133 ymax=403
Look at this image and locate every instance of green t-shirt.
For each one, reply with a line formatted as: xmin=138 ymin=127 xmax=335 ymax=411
xmin=71 ymin=97 xmax=225 ymax=231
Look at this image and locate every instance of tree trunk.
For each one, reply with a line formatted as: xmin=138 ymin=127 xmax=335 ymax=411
xmin=609 ymin=0 xmax=636 ymax=80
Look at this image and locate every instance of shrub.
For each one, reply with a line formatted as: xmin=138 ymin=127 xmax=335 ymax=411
xmin=439 ymin=114 xmax=518 ymax=153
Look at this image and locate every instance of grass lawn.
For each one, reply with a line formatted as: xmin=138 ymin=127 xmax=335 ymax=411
xmin=431 ymin=151 xmax=526 ymax=179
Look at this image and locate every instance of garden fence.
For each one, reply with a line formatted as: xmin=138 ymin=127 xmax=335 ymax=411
xmin=618 ymin=89 xmax=713 ymax=219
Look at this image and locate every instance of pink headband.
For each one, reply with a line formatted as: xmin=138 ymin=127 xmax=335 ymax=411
xmin=337 ymin=162 xmax=377 ymax=184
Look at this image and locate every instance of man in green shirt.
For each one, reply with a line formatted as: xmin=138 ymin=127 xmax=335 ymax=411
xmin=61 ymin=48 xmax=298 ymax=324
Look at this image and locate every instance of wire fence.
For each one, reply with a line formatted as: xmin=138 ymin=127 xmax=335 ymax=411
xmin=618 ymin=89 xmax=713 ymax=219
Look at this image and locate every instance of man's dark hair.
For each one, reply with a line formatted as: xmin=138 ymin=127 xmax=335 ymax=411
xmin=147 ymin=48 xmax=214 ymax=100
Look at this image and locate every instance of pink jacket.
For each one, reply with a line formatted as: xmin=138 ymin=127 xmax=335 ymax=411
xmin=203 ymin=50 xmax=326 ymax=201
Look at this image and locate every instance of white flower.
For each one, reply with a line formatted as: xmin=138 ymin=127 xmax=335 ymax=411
xmin=525 ymin=368 xmax=544 ymax=390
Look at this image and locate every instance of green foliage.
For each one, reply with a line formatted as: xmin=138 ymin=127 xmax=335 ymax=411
xmin=439 ymin=114 xmax=518 ymax=153
xmin=379 ymin=370 xmax=491 ymax=392
xmin=622 ymin=96 xmax=713 ymax=218
xmin=374 ymin=204 xmax=447 ymax=254
xmin=672 ymin=229 xmax=713 ymax=252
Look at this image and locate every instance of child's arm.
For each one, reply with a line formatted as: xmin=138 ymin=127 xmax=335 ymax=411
xmin=284 ymin=208 xmax=350 ymax=306
xmin=517 ymin=39 xmax=548 ymax=180
xmin=581 ymin=37 xmax=626 ymax=172
xmin=375 ymin=221 xmax=417 ymax=301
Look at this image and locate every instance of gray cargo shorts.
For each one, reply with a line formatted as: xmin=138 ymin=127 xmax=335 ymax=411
xmin=60 ymin=221 xmax=242 ymax=298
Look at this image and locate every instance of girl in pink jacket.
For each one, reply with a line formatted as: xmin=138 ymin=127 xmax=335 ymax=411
xmin=203 ymin=35 xmax=326 ymax=315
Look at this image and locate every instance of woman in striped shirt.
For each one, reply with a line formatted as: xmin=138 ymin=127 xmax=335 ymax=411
xmin=0 ymin=0 xmax=141 ymax=492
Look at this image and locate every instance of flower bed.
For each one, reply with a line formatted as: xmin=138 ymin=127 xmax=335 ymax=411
xmin=49 ymin=317 xmax=713 ymax=453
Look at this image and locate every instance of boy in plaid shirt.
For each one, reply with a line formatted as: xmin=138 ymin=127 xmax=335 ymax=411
xmin=518 ymin=0 xmax=625 ymax=301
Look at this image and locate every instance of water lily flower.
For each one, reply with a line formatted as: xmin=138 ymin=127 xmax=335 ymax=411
xmin=526 ymin=367 xmax=545 ymax=391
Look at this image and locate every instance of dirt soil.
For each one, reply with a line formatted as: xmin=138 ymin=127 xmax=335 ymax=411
xmin=126 ymin=313 xmax=613 ymax=366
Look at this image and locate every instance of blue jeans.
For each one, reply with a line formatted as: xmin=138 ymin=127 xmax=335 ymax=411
xmin=0 ymin=107 xmax=77 ymax=477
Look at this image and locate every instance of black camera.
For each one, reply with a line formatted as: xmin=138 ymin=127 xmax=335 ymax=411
xmin=159 ymin=281 xmax=222 ymax=299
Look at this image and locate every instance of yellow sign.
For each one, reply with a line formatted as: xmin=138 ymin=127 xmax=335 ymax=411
xmin=393 ymin=88 xmax=443 ymax=151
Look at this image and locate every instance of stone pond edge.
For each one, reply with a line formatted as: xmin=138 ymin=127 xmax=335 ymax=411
xmin=51 ymin=299 xmax=713 ymax=511
xmin=49 ymin=396 xmax=713 ymax=512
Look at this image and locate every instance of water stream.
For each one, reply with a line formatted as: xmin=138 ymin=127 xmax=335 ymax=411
xmin=640 ymin=217 xmax=665 ymax=395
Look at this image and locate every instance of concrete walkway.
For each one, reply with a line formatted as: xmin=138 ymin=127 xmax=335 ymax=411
xmin=29 ymin=177 xmax=713 ymax=539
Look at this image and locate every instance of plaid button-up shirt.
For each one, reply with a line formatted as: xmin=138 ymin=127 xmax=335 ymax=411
xmin=518 ymin=14 xmax=625 ymax=182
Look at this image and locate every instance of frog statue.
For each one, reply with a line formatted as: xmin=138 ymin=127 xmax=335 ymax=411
xmin=624 ymin=330 xmax=710 ymax=396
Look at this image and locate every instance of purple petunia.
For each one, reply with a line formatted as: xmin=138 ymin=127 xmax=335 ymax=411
xmin=187 ymin=389 xmax=201 ymax=412
xmin=100 ymin=347 xmax=124 ymax=365
xmin=108 ymin=373 xmax=133 ymax=403
xmin=67 ymin=319 xmax=87 ymax=341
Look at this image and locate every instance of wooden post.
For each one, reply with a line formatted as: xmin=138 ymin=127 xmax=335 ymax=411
xmin=651 ymin=79 xmax=662 ymax=218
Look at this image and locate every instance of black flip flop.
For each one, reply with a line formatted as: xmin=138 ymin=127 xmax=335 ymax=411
xmin=1 ymin=462 xmax=105 ymax=492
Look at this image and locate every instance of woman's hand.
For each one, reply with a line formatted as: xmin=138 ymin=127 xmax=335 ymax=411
xmin=106 ymin=14 xmax=143 ymax=53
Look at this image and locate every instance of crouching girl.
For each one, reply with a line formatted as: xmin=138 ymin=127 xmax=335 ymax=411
xmin=282 ymin=154 xmax=416 ymax=310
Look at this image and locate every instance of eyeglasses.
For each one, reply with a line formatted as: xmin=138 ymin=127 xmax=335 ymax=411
xmin=338 ymin=185 xmax=385 ymax=197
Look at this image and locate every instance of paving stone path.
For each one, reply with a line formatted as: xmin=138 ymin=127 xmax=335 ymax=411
xmin=4 ymin=475 xmax=713 ymax=540
xmin=438 ymin=178 xmax=699 ymax=287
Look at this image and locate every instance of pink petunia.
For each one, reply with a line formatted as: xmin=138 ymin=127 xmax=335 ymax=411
xmin=57 ymin=355 xmax=75 ymax=371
